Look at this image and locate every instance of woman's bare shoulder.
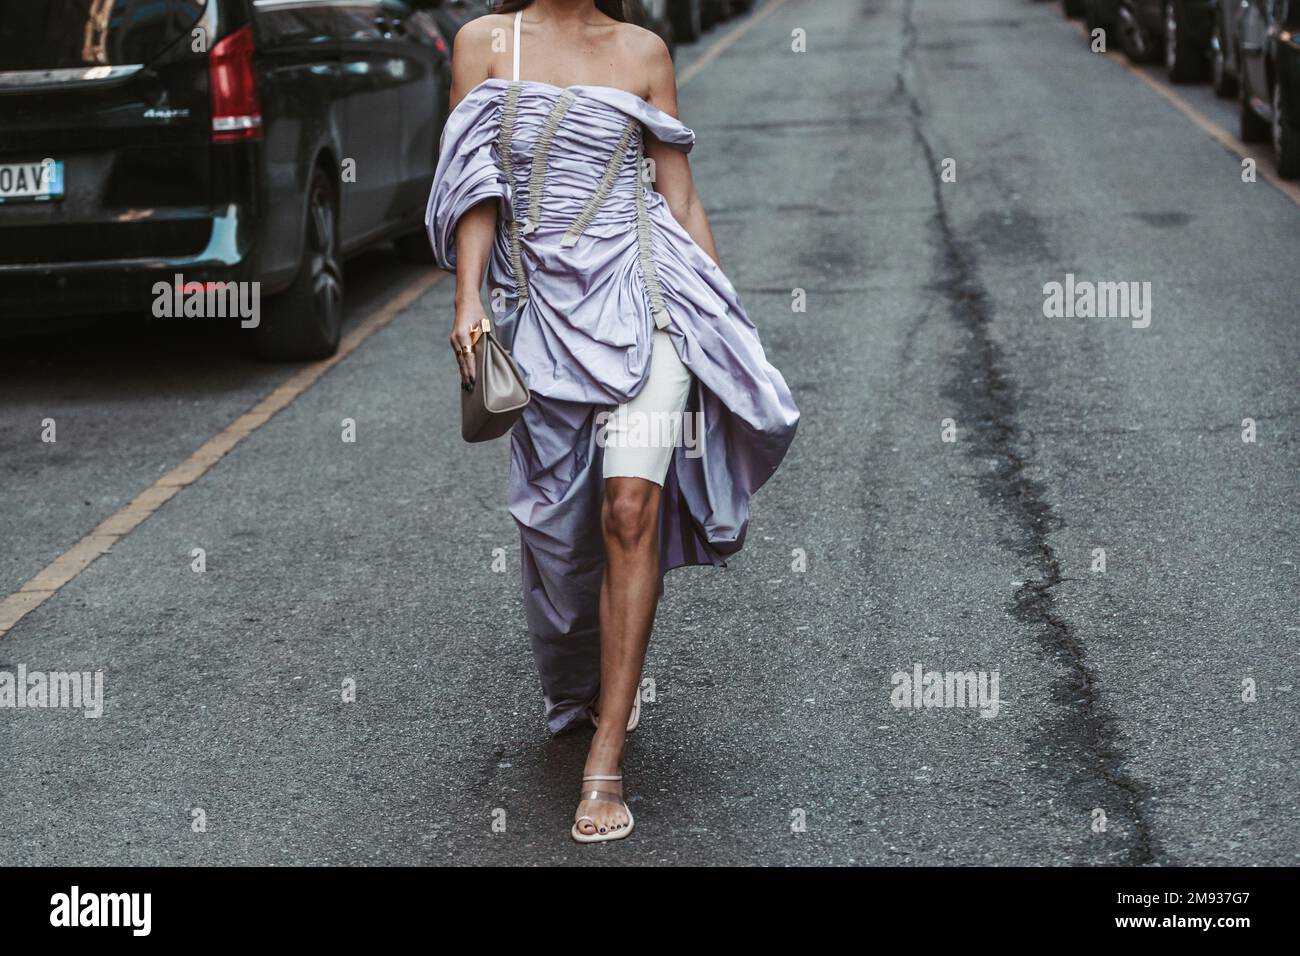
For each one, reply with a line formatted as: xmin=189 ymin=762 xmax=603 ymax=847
xmin=455 ymin=12 xmax=514 ymax=52
xmin=450 ymin=15 xmax=513 ymax=102
xmin=613 ymin=21 xmax=674 ymax=98
xmin=611 ymin=22 xmax=675 ymax=111
xmin=614 ymin=20 xmax=672 ymax=63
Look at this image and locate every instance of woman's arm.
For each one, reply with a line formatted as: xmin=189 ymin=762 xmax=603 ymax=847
xmin=641 ymin=34 xmax=721 ymax=269
xmin=447 ymin=17 xmax=498 ymax=387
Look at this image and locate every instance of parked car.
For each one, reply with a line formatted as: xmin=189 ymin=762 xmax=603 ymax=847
xmin=1237 ymin=0 xmax=1300 ymax=176
xmin=0 ymin=0 xmax=451 ymax=360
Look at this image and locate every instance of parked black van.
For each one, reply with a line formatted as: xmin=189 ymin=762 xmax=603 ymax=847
xmin=0 ymin=0 xmax=452 ymax=359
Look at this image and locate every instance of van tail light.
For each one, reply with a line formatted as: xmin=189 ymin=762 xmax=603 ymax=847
xmin=210 ymin=26 xmax=263 ymax=142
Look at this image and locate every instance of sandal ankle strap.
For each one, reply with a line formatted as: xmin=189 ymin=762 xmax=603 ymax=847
xmin=583 ymin=789 xmax=626 ymax=803
xmin=582 ymin=773 xmax=622 ymax=782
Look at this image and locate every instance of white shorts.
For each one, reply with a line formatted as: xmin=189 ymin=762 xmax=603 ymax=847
xmin=601 ymin=330 xmax=694 ymax=486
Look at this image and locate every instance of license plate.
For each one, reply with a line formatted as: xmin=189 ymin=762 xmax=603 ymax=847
xmin=0 ymin=160 xmax=65 ymax=203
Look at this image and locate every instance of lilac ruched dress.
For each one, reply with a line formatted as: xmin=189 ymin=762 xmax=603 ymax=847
xmin=425 ymin=74 xmax=799 ymax=733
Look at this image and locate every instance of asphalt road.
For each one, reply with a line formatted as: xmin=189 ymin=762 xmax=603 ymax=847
xmin=0 ymin=0 xmax=1296 ymax=866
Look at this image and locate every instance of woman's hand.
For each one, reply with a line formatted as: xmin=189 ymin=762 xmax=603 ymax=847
xmin=451 ymin=298 xmax=485 ymax=391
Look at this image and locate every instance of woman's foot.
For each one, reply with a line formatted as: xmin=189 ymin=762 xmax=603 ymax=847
xmin=572 ymin=733 xmax=633 ymax=842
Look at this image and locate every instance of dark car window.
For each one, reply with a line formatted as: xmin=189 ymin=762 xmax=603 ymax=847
xmin=332 ymin=2 xmax=400 ymax=42
xmin=0 ymin=0 xmax=208 ymax=70
xmin=255 ymin=2 xmax=336 ymax=46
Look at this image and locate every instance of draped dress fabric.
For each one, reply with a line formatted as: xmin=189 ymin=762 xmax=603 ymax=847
xmin=426 ymin=76 xmax=799 ymax=733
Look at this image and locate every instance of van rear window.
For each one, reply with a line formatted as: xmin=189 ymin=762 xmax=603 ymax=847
xmin=0 ymin=0 xmax=208 ymax=70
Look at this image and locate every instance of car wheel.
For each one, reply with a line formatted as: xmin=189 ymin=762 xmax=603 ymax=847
xmin=255 ymin=168 xmax=344 ymax=361
xmin=1164 ymin=1 xmax=1206 ymax=83
xmin=1272 ymin=79 xmax=1300 ymax=178
xmin=1064 ymin=0 xmax=1087 ymax=18
xmin=1238 ymin=53 xmax=1272 ymax=143
xmin=1210 ymin=14 xmax=1237 ymax=97
xmin=1117 ymin=2 xmax=1158 ymax=62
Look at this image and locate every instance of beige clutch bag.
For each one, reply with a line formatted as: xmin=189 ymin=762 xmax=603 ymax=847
xmin=461 ymin=317 xmax=530 ymax=443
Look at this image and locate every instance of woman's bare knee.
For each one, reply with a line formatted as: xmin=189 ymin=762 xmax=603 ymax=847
xmin=602 ymin=479 xmax=658 ymax=552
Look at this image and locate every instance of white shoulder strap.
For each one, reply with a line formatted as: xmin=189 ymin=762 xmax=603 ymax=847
xmin=512 ymin=10 xmax=522 ymax=82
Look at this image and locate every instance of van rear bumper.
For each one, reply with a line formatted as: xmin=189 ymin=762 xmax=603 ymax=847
xmin=0 ymin=204 xmax=265 ymax=319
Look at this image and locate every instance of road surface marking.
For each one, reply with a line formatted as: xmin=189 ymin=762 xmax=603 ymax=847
xmin=678 ymin=0 xmax=790 ymax=87
xmin=1068 ymin=18 xmax=1300 ymax=207
xmin=0 ymin=271 xmax=442 ymax=636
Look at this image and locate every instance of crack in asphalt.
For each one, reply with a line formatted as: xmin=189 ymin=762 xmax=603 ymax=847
xmin=892 ymin=0 xmax=1157 ymax=865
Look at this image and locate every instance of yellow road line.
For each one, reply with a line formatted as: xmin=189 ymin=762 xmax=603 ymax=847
xmin=0 ymin=271 xmax=442 ymax=636
xmin=0 ymin=0 xmax=789 ymax=638
xmin=1069 ymin=18 xmax=1300 ymax=206
xmin=678 ymin=0 xmax=790 ymax=87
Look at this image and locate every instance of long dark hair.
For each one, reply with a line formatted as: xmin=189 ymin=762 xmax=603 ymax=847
xmin=490 ymin=0 xmax=646 ymax=24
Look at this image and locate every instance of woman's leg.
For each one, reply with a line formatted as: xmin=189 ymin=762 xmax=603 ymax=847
xmin=572 ymin=478 xmax=660 ymax=836
xmin=574 ymin=331 xmax=692 ymax=837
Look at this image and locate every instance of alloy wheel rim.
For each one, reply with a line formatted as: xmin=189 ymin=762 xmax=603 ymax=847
xmin=308 ymin=185 xmax=342 ymax=336
xmin=1118 ymin=7 xmax=1145 ymax=58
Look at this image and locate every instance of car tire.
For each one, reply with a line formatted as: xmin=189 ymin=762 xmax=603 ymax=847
xmin=1210 ymin=14 xmax=1237 ymax=97
xmin=1117 ymin=2 xmax=1158 ymax=63
xmin=1085 ymin=1 xmax=1113 ymax=37
xmin=1272 ymin=79 xmax=1300 ymax=179
xmin=1064 ymin=0 xmax=1087 ymax=18
xmin=1238 ymin=55 xmax=1272 ymax=143
xmin=254 ymin=167 xmax=344 ymax=361
xmin=1164 ymin=1 xmax=1206 ymax=83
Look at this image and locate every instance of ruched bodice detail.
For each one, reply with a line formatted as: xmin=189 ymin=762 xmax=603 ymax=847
xmin=503 ymin=86 xmax=648 ymax=239
xmin=428 ymin=79 xmax=694 ymax=269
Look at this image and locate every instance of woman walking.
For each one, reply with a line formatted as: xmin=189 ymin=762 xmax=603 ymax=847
xmin=426 ymin=0 xmax=798 ymax=842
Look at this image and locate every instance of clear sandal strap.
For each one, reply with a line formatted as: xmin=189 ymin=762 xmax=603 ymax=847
xmin=583 ymin=773 xmax=622 ymax=782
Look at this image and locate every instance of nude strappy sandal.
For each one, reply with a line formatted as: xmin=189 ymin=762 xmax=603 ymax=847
xmin=571 ymin=773 xmax=634 ymax=844
xmin=591 ymin=690 xmax=641 ymax=732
